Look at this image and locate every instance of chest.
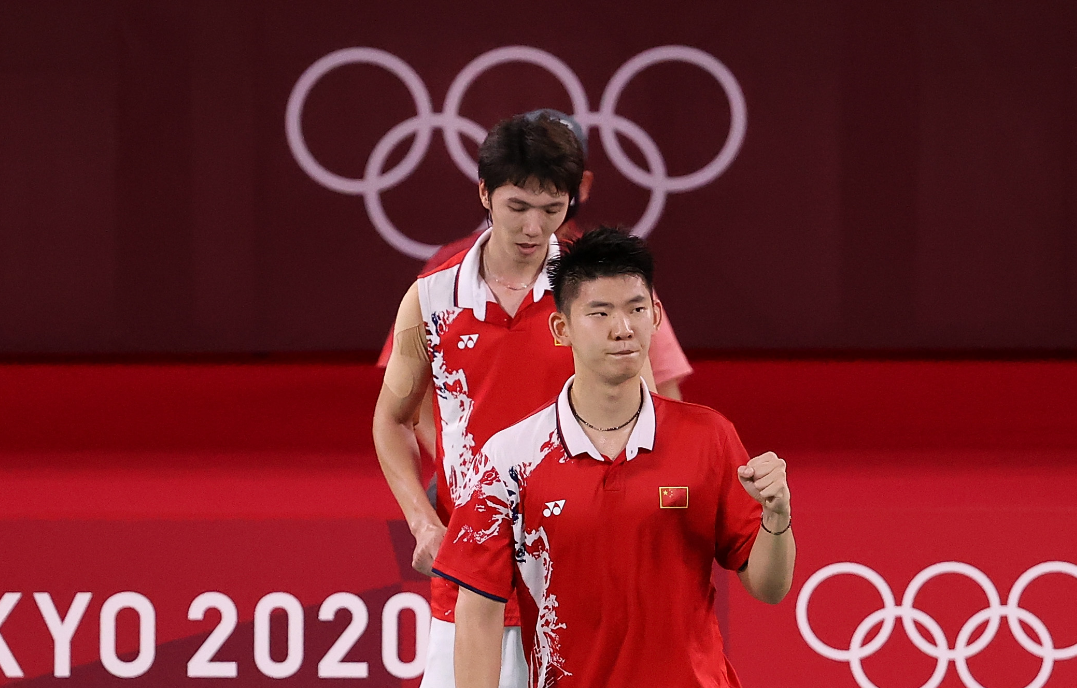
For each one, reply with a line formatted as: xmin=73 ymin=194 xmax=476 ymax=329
xmin=427 ymin=303 xmax=569 ymax=386
xmin=426 ymin=304 xmax=573 ymax=450
xmin=520 ymin=451 xmax=720 ymax=548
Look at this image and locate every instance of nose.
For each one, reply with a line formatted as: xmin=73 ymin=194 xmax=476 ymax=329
xmin=611 ymin=313 xmax=633 ymax=340
xmin=521 ymin=210 xmax=543 ymax=237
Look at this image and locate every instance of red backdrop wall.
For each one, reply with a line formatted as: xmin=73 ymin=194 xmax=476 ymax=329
xmin=1 ymin=1 xmax=1075 ymax=354
xmin=0 ymin=361 xmax=1075 ymax=686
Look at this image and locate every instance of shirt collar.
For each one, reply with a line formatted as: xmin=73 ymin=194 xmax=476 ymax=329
xmin=555 ymin=375 xmax=656 ymax=462
xmin=455 ymin=229 xmax=560 ymax=322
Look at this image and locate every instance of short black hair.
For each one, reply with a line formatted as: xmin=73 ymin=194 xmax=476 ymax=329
xmin=477 ymin=113 xmax=585 ymax=197
xmin=548 ymin=226 xmax=655 ymax=312
xmin=523 ymin=109 xmax=588 ymax=159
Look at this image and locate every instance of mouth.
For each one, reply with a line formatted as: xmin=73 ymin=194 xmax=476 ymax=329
xmin=609 ymin=349 xmax=640 ymax=357
xmin=516 ymin=243 xmax=541 ymax=255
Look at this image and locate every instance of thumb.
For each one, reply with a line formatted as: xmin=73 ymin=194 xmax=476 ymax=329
xmin=738 ymin=465 xmax=755 ymax=480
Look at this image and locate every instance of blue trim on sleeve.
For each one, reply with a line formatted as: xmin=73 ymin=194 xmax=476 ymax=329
xmin=432 ymin=568 xmax=509 ymax=604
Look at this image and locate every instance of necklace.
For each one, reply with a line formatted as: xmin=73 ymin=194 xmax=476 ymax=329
xmin=482 ymin=249 xmax=539 ymax=291
xmin=568 ymin=385 xmax=644 ymax=432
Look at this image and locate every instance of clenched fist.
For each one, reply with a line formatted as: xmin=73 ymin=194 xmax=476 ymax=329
xmin=411 ymin=520 xmax=447 ymax=576
xmin=737 ymin=451 xmax=791 ymax=527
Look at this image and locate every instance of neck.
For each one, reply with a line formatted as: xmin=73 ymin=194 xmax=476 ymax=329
xmin=569 ymin=369 xmax=643 ymax=431
xmin=484 ymin=231 xmax=547 ymax=283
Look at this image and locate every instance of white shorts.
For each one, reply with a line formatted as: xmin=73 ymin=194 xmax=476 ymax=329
xmin=418 ymin=618 xmax=527 ymax=688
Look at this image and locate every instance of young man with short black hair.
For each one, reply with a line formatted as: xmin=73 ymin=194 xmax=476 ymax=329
xmin=374 ymin=118 xmax=657 ymax=687
xmin=433 ymin=227 xmax=795 ymax=688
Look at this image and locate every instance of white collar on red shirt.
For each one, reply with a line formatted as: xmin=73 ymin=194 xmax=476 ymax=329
xmin=456 ymin=229 xmax=560 ymax=322
xmin=555 ymin=375 xmax=656 ymax=462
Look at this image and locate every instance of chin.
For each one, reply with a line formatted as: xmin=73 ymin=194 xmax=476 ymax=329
xmin=604 ymin=366 xmax=643 ymax=386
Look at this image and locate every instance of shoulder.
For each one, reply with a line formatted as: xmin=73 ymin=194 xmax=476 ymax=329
xmin=653 ymin=395 xmax=739 ymax=439
xmin=416 ymin=256 xmax=463 ymax=316
xmin=391 ymin=281 xmax=423 ymax=330
xmin=481 ymin=402 xmax=560 ymax=466
xmin=418 ymin=238 xmax=473 ymax=279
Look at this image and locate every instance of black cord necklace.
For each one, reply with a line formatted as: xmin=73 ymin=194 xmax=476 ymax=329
xmin=568 ymin=384 xmax=644 ymax=432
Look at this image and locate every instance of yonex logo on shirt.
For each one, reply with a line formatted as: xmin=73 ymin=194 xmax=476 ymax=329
xmin=458 ymin=334 xmax=479 ymax=349
xmin=543 ymin=500 xmax=566 ymax=517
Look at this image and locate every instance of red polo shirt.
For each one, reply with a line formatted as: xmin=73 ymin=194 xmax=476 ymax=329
xmin=433 ymin=378 xmax=762 ymax=688
xmin=377 ymin=222 xmax=693 ymax=388
xmin=418 ymin=229 xmax=574 ymax=625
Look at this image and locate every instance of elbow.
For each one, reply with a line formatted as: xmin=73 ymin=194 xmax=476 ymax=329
xmin=759 ymin=582 xmax=791 ymax=605
xmin=741 ymin=567 xmax=793 ymax=605
xmin=371 ymin=397 xmax=406 ymax=444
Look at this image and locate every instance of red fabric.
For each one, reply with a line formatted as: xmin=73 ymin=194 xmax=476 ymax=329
xmin=376 ymin=223 xmax=693 ymax=387
xmin=376 ymin=233 xmax=483 ymax=368
xmin=435 ymin=395 xmax=760 ymax=687
xmin=417 ymin=249 xmax=575 ymax=625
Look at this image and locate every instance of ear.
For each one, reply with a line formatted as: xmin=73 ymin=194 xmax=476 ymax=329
xmin=478 ymin=180 xmax=491 ymax=210
xmin=577 ymin=170 xmax=595 ymax=205
xmin=549 ymin=310 xmax=571 ymax=348
xmin=651 ymin=296 xmax=665 ymax=333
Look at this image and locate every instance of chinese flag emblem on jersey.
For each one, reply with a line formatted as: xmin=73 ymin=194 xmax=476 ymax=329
xmin=660 ymin=486 xmax=689 ymax=508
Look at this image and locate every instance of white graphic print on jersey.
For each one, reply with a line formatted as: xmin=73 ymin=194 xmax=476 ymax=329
xmin=473 ymin=420 xmax=571 ymax=687
xmin=425 ymin=306 xmax=487 ymax=508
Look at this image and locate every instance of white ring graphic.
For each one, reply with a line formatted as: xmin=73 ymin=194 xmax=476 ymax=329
xmin=286 ymin=45 xmax=747 ymax=259
xmin=796 ymin=560 xmax=1077 ymax=688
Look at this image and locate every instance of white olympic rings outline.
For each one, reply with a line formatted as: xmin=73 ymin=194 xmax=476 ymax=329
xmin=796 ymin=561 xmax=1077 ymax=688
xmin=285 ymin=45 xmax=747 ymax=259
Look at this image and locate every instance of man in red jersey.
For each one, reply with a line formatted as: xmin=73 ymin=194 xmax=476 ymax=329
xmin=377 ymin=109 xmax=693 ymax=403
xmin=434 ymin=228 xmax=796 ymax=688
xmin=374 ymin=115 xmax=657 ymax=687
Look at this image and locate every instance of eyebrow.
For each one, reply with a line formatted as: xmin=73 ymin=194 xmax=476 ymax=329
xmin=505 ymin=196 xmax=566 ymax=211
xmin=584 ymin=295 xmax=649 ymax=308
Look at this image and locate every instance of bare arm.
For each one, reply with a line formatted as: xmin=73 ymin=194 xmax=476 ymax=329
xmin=656 ymin=379 xmax=683 ymax=400
xmin=372 ymin=282 xmax=442 ymax=574
xmin=454 ymin=587 xmax=505 ymax=688
xmin=414 ymin=382 xmax=438 ymax=458
xmin=735 ymin=451 xmax=796 ymax=604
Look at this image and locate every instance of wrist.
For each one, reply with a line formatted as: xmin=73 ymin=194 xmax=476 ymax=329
xmin=408 ymin=511 xmax=443 ymax=537
xmin=760 ymin=510 xmax=791 ymax=535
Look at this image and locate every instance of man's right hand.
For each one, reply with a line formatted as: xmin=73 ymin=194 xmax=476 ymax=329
xmin=412 ymin=520 xmax=447 ymax=576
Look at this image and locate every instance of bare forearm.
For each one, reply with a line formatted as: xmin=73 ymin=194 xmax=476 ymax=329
xmin=373 ymin=398 xmax=440 ymax=533
xmin=454 ymin=590 xmax=504 ymax=688
xmin=741 ymin=513 xmax=796 ymax=604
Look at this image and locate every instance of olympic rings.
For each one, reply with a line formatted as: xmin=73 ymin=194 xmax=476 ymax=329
xmin=285 ymin=45 xmax=747 ymax=259
xmin=796 ymin=561 xmax=1077 ymax=688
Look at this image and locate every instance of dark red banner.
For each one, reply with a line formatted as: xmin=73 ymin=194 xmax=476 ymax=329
xmin=1 ymin=2 xmax=1075 ymax=354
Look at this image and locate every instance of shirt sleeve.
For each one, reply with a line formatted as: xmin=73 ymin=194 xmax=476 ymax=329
xmin=379 ymin=235 xmax=478 ymax=369
xmin=648 ymin=304 xmax=693 ymax=387
xmin=712 ymin=419 xmax=762 ymax=571
xmin=432 ymin=452 xmax=518 ymax=603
